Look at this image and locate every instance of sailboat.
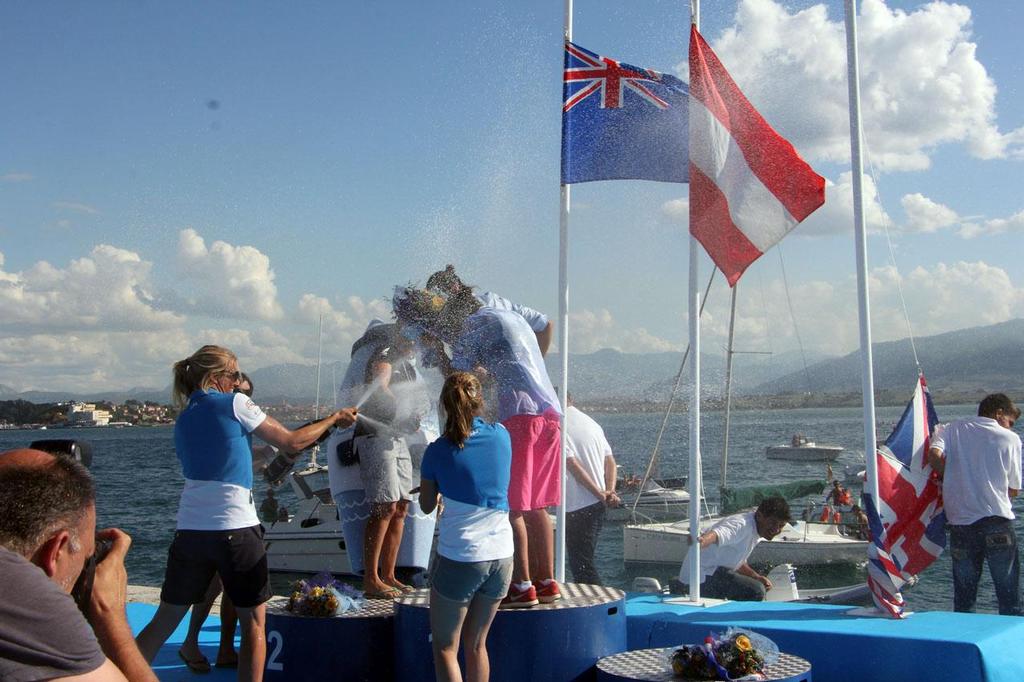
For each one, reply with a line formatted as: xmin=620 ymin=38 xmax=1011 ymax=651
xmin=622 ymin=281 xmax=869 ymax=569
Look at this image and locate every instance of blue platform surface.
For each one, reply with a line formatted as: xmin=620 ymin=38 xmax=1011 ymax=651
xmin=625 ymin=594 xmax=1024 ymax=682
xmin=128 ymin=603 xmax=238 ymax=682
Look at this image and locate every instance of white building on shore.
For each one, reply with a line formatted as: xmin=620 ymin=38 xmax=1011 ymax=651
xmin=67 ymin=402 xmax=112 ymax=427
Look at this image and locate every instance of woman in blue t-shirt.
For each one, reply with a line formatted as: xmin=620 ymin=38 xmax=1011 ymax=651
xmin=136 ymin=345 xmax=357 ymax=680
xmin=420 ymin=372 xmax=513 ymax=682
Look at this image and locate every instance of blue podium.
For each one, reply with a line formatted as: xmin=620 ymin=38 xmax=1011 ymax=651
xmin=394 ymin=583 xmax=628 ymax=682
xmin=263 ymin=596 xmax=394 ymax=681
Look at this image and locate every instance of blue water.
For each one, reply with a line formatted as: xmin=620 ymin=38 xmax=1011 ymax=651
xmin=2 ymin=403 xmax=1020 ymax=613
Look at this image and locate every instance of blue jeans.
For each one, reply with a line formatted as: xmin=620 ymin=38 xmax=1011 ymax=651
xmin=949 ymin=516 xmax=1021 ymax=615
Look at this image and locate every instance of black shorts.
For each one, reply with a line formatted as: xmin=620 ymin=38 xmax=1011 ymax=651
xmin=160 ymin=525 xmax=271 ymax=608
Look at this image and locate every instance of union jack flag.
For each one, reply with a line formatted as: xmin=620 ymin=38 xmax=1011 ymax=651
xmin=561 ymin=42 xmax=689 ymax=184
xmin=864 ymin=374 xmax=944 ymax=617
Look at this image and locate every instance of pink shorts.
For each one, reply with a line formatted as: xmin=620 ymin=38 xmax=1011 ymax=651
xmin=502 ymin=411 xmax=561 ymax=512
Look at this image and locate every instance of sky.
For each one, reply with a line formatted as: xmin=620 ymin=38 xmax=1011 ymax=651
xmin=1 ymin=0 xmax=1023 ymax=393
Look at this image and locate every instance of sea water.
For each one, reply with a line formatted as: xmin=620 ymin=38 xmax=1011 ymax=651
xmin=2 ymin=403 xmax=1020 ymax=614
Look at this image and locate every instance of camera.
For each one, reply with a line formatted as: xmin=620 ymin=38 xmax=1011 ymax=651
xmin=71 ymin=537 xmax=114 ymax=614
xmin=29 ymin=439 xmax=93 ymax=468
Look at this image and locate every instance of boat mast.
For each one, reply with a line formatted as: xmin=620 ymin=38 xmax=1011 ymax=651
xmin=312 ymin=313 xmax=324 ymax=468
xmin=844 ymin=0 xmax=879 ymax=504
xmin=720 ymin=284 xmax=737 ymax=491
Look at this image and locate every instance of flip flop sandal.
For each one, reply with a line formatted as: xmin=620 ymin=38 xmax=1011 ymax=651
xmin=178 ymin=650 xmax=211 ymax=674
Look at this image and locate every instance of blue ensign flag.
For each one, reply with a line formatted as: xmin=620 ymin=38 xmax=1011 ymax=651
xmin=561 ymin=41 xmax=689 ymax=185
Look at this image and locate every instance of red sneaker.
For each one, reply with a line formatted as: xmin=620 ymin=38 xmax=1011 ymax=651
xmin=533 ymin=579 xmax=562 ymax=604
xmin=500 ymin=583 xmax=539 ymax=609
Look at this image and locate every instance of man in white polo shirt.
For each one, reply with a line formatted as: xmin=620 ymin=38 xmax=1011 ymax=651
xmin=676 ymin=497 xmax=791 ymax=601
xmin=563 ymin=395 xmax=619 ymax=585
xmin=928 ymin=393 xmax=1022 ymax=615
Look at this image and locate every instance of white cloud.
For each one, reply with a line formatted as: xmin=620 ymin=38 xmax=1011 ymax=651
xmin=1 ymin=172 xmax=33 ymax=183
xmin=0 ymin=246 xmax=183 ymax=333
xmin=569 ymin=309 xmax=679 ymax=354
xmin=0 ymin=329 xmax=192 ymax=393
xmin=794 ymin=171 xmax=890 ymax=235
xmin=957 ymin=209 xmax=1024 ymax=239
xmin=176 ymin=228 xmax=284 ymax=321
xmin=661 ymin=198 xmax=689 ymax=224
xmin=691 ymin=0 xmax=1024 ymax=171
xmin=901 ymin=193 xmax=959 ymax=233
xmin=295 ymin=293 xmax=393 ymax=358
xmin=702 ymin=260 xmax=1024 ymax=356
xmin=53 ymin=201 xmax=99 ymax=215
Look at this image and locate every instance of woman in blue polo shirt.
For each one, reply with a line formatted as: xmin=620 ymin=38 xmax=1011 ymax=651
xmin=136 ymin=345 xmax=356 ymax=681
xmin=420 ymin=372 xmax=513 ymax=682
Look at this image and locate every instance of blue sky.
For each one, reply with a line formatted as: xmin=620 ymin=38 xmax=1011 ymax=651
xmin=1 ymin=0 xmax=1022 ymax=392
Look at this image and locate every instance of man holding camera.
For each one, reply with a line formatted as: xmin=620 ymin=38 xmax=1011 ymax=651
xmin=0 ymin=448 xmax=156 ymax=681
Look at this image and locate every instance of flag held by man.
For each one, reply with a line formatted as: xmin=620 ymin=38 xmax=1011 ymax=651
xmin=688 ymin=26 xmax=825 ymax=286
xmin=864 ymin=375 xmax=944 ymax=617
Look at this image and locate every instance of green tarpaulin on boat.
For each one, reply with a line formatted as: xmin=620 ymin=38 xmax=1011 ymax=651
xmin=719 ymin=479 xmax=826 ymax=515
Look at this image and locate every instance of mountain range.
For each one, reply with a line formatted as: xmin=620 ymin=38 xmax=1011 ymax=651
xmin=2 ymin=318 xmax=1021 ymax=406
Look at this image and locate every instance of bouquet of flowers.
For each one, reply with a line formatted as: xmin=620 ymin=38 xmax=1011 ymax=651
xmin=286 ymin=572 xmax=367 ymax=617
xmin=668 ymin=628 xmax=779 ymax=681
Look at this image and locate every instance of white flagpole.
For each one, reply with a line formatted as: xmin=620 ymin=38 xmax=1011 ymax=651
xmin=687 ymin=0 xmax=703 ymax=602
xmin=844 ymin=0 xmax=879 ymax=506
xmin=555 ymin=0 xmax=573 ymax=584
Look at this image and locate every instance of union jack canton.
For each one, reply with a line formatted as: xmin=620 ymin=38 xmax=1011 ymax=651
xmin=561 ymin=41 xmax=689 ymax=184
xmin=864 ymin=374 xmax=945 ymax=617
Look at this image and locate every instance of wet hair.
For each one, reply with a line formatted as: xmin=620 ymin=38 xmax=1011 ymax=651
xmin=0 ymin=454 xmax=95 ymax=556
xmin=756 ymin=496 xmax=792 ymax=523
xmin=172 ymin=344 xmax=237 ymax=407
xmin=441 ymin=372 xmax=484 ymax=449
xmin=978 ymin=393 xmax=1016 ymax=419
xmin=426 ymin=264 xmax=471 ymax=296
xmin=437 ymin=288 xmax=481 ymax=338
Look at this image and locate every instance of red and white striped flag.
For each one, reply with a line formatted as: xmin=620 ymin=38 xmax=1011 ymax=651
xmin=688 ymin=26 xmax=825 ymax=286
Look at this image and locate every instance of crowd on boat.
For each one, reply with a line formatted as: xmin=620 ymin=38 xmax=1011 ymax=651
xmin=1 ymin=264 xmax=1021 ymax=682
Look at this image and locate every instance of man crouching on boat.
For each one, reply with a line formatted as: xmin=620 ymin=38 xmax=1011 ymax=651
xmin=672 ymin=497 xmax=791 ymax=601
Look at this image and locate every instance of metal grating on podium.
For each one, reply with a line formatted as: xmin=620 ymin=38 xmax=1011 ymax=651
xmin=397 ymin=582 xmax=625 ymax=609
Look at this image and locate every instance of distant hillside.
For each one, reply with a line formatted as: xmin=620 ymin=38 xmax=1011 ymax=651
xmin=756 ymin=318 xmax=1024 ymax=399
xmin=5 ymin=319 xmax=1023 ymax=406
xmin=548 ymin=347 xmax=832 ymax=403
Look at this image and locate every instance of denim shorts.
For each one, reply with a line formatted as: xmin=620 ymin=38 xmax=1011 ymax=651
xmin=431 ymin=555 xmax=512 ymax=603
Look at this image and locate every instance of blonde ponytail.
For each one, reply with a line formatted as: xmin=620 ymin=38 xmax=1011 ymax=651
xmin=171 ymin=345 xmax=237 ymax=407
xmin=441 ymin=372 xmax=484 ymax=448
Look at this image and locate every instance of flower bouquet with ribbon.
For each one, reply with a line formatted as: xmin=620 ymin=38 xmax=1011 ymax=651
xmin=668 ymin=628 xmax=779 ymax=680
xmin=286 ymin=572 xmax=368 ymax=617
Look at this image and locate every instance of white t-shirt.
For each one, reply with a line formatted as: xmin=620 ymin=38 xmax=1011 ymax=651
xmin=564 ymin=406 xmax=613 ymax=513
xmin=476 ymin=291 xmax=549 ymax=333
xmin=436 ymin=498 xmax=514 ymax=562
xmin=678 ymin=512 xmax=761 ymax=584
xmin=932 ymin=416 xmax=1023 ymax=525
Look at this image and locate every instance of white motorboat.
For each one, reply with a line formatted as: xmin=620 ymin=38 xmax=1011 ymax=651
xmin=623 ymin=517 xmax=868 ymax=568
xmin=766 ymin=434 xmax=844 ymax=462
xmin=607 ymin=480 xmax=691 ymax=522
xmin=634 ymin=563 xmax=895 ymax=606
xmin=264 ymin=461 xmax=352 ymax=574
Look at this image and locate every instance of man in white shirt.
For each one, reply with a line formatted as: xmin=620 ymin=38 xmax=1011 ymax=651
xmin=563 ymin=397 xmax=619 ymax=585
xmin=676 ymin=497 xmax=791 ymax=601
xmin=928 ymin=393 xmax=1022 ymax=615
